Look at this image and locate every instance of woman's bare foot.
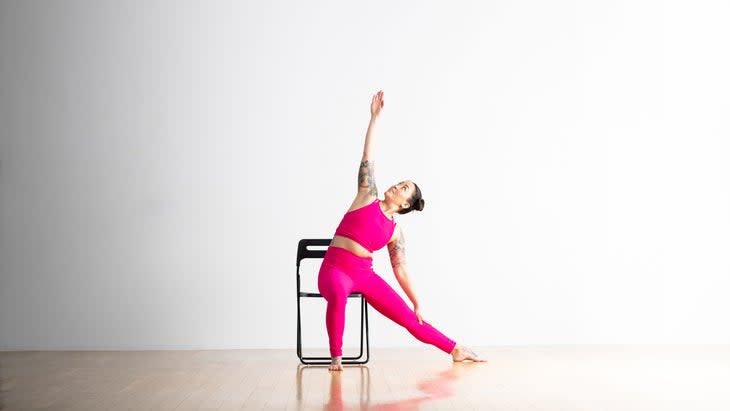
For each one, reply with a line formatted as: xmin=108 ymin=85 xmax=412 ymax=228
xmin=328 ymin=356 xmax=343 ymax=371
xmin=451 ymin=345 xmax=487 ymax=363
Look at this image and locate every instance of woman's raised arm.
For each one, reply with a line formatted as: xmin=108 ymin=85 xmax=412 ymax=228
xmin=357 ymin=90 xmax=384 ymax=196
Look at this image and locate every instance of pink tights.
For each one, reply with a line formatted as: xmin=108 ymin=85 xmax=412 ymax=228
xmin=317 ymin=246 xmax=457 ymax=357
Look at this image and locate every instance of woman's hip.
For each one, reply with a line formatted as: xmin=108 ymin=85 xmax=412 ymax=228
xmin=321 ymin=246 xmax=373 ymax=272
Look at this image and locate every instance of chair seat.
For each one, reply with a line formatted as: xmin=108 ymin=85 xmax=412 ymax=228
xmin=298 ymin=292 xmax=364 ymax=298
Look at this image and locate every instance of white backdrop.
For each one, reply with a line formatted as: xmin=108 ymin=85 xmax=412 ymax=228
xmin=1 ymin=0 xmax=728 ymax=350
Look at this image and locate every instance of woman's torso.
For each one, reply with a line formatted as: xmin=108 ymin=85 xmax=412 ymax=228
xmin=329 ymin=196 xmax=397 ymax=258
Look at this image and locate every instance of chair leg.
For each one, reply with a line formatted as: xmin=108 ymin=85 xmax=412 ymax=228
xmin=341 ymin=297 xmax=368 ymax=364
xmin=364 ymin=299 xmax=370 ymax=363
xmin=342 ymin=296 xmax=365 ymax=361
xmin=298 ymin=296 xmax=370 ymax=365
xmin=296 ymin=296 xmax=302 ymax=360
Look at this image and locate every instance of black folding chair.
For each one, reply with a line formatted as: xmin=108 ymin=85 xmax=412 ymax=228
xmin=296 ymin=238 xmax=370 ymax=365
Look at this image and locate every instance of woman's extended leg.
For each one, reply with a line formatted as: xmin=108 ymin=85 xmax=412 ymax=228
xmin=357 ymin=272 xmax=457 ymax=354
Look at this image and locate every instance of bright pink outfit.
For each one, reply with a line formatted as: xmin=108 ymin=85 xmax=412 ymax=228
xmin=318 ymin=198 xmax=456 ymax=357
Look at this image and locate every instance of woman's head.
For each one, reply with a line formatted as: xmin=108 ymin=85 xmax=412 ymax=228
xmin=385 ymin=180 xmax=425 ymax=214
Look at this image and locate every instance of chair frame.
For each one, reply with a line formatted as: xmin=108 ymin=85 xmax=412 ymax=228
xmin=296 ymin=238 xmax=370 ymax=365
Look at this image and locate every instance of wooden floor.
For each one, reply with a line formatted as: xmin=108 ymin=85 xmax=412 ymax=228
xmin=1 ymin=345 xmax=729 ymax=410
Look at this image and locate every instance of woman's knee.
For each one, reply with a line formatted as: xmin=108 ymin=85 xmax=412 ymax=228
xmin=318 ymin=266 xmax=354 ymax=300
xmin=325 ymin=290 xmax=350 ymax=305
xmin=320 ymin=281 xmax=351 ymax=304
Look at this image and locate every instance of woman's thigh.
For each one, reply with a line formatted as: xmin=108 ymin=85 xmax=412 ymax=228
xmin=356 ymin=272 xmax=414 ymax=322
xmin=317 ymin=263 xmax=355 ymax=301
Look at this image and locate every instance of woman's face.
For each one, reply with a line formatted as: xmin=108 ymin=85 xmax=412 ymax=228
xmin=385 ymin=180 xmax=414 ymax=209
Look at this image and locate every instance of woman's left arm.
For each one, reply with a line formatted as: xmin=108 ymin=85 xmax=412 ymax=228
xmin=387 ymin=225 xmax=424 ymax=324
xmin=357 ymin=91 xmax=384 ymax=197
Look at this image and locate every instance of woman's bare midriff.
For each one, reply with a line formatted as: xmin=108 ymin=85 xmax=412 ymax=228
xmin=329 ymin=235 xmax=373 ymax=258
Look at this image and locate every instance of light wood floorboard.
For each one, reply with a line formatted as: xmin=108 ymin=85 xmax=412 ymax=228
xmin=1 ymin=345 xmax=729 ymax=410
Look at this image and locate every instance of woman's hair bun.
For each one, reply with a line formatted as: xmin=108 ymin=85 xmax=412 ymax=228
xmin=398 ymin=181 xmax=424 ymax=215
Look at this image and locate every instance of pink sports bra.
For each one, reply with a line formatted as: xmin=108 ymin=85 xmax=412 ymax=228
xmin=333 ymin=198 xmax=397 ymax=253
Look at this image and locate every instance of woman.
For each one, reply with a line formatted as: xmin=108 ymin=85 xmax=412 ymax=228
xmin=318 ymin=90 xmax=486 ymax=371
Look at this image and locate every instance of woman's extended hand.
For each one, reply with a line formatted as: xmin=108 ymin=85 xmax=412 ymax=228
xmin=414 ymin=305 xmax=424 ymax=325
xmin=370 ymin=90 xmax=384 ymax=118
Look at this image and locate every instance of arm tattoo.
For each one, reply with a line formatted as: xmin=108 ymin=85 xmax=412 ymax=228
xmin=358 ymin=160 xmax=378 ymax=196
xmin=388 ymin=227 xmax=406 ymax=270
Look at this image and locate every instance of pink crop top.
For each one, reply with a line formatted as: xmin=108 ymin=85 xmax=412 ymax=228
xmin=333 ymin=198 xmax=397 ymax=253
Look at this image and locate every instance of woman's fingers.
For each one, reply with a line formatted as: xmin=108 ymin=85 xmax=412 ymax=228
xmin=370 ymin=90 xmax=384 ymax=115
xmin=414 ymin=307 xmax=424 ymax=324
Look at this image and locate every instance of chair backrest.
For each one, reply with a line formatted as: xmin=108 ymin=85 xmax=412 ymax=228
xmin=297 ymin=238 xmax=331 ymax=267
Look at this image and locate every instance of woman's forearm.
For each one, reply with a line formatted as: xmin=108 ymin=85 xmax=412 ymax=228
xmin=362 ymin=116 xmax=378 ymax=160
xmin=395 ymin=270 xmax=420 ymax=308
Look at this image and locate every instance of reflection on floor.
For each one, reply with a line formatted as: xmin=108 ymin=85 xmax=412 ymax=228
xmin=1 ymin=345 xmax=729 ymax=410
xmin=313 ymin=361 xmax=476 ymax=411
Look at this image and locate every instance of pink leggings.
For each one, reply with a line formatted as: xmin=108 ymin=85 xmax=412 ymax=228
xmin=317 ymin=246 xmax=456 ymax=357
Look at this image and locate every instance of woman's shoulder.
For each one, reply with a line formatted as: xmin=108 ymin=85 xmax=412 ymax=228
xmin=346 ymin=193 xmax=378 ymax=213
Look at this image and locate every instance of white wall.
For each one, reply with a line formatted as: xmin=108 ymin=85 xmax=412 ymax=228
xmin=1 ymin=0 xmax=728 ymax=350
